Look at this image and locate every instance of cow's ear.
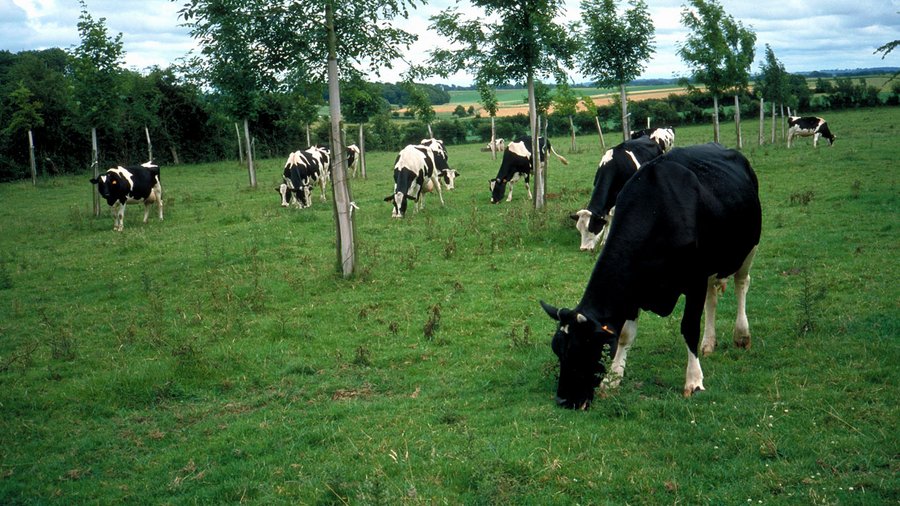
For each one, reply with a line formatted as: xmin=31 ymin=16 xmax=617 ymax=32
xmin=569 ymin=213 xmax=579 ymax=221
xmin=453 ymin=171 xmax=460 ymax=177
xmin=540 ymin=300 xmax=560 ymax=321
xmin=407 ymin=195 xmax=418 ymax=202
xmin=383 ymin=195 xmax=394 ymax=202
xmin=90 ymin=178 xmax=99 ymax=184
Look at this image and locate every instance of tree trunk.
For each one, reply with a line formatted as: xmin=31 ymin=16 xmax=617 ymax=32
xmin=620 ymin=83 xmax=630 ymax=141
xmin=779 ymin=103 xmax=785 ymax=141
xmin=568 ymin=115 xmax=576 ymax=153
xmin=145 ymin=126 xmax=153 ymax=162
xmin=326 ymin=1 xmax=355 ymax=278
xmin=306 ymin=123 xmax=311 ymax=147
xmin=712 ymin=94 xmax=720 ymax=143
xmin=771 ymin=102 xmax=776 ymax=144
xmin=243 ymin=118 xmax=257 ymax=187
xmin=170 ymin=146 xmax=180 ymax=165
xmin=28 ymin=129 xmax=36 ymax=185
xmin=235 ymin=122 xmax=244 ymax=164
xmin=91 ymin=127 xmax=100 ymax=216
xmin=358 ymin=122 xmax=367 ymax=179
xmin=734 ymin=94 xmax=742 ymax=150
xmin=595 ymin=117 xmax=605 ymax=150
xmin=758 ymin=98 xmax=764 ymax=146
xmin=427 ymin=123 xmax=434 ymax=138
xmin=490 ymin=116 xmax=497 ymax=160
xmin=527 ymin=74 xmax=543 ymax=210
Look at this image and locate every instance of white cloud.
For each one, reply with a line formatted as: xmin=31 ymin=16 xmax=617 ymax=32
xmin=0 ymin=0 xmax=897 ymax=84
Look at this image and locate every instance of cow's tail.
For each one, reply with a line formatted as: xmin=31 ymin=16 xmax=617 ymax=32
xmin=548 ymin=142 xmax=569 ymax=166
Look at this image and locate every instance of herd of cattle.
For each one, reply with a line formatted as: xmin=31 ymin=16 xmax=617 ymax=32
xmin=90 ymin=115 xmax=836 ymax=409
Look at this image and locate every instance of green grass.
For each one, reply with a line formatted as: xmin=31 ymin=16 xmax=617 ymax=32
xmin=1 ymin=108 xmax=898 ymax=504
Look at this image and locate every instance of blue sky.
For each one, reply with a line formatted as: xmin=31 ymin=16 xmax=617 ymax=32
xmin=1 ymin=0 xmax=897 ymax=85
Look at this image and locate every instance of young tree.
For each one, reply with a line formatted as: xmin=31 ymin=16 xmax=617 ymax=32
xmin=477 ymin=78 xmax=500 ymax=159
xmin=722 ymin=15 xmax=755 ymax=149
xmin=580 ymin=93 xmax=605 ymax=149
xmin=342 ymin=78 xmax=384 ymax=178
xmin=404 ymin=82 xmax=437 ymax=137
xmin=178 ymin=0 xmax=277 ymax=188
xmin=69 ymin=0 xmax=125 ymax=215
xmin=677 ymin=0 xmax=739 ymax=143
xmin=429 ymin=0 xmax=577 ymax=209
xmin=576 ymin=0 xmax=655 ymax=141
xmin=756 ymin=44 xmax=789 ymax=143
xmin=181 ymin=0 xmax=420 ymax=277
xmin=552 ymin=80 xmax=580 ymax=152
xmin=5 ymin=82 xmax=44 ymax=184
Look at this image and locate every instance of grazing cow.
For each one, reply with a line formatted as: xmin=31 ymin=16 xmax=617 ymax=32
xmin=90 ymin=162 xmax=163 ymax=232
xmin=384 ymin=144 xmax=445 ymax=218
xmin=630 ymin=126 xmax=675 ymax=152
xmin=421 ymin=138 xmax=460 ymax=190
xmin=541 ymin=143 xmax=761 ymax=409
xmin=278 ymin=145 xmax=331 ymax=208
xmin=347 ymin=143 xmax=360 ymax=177
xmin=481 ymin=138 xmax=506 ymax=153
xmin=787 ymin=116 xmax=835 ymax=148
xmin=489 ymin=136 xmax=569 ymax=204
xmin=570 ymin=136 xmax=663 ymax=251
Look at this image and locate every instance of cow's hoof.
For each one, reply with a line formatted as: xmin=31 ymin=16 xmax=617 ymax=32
xmin=701 ymin=340 xmax=716 ymax=357
xmin=683 ymin=385 xmax=704 ymax=398
xmin=733 ymin=334 xmax=751 ymax=349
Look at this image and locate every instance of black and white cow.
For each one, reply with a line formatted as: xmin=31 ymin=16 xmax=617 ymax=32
xmin=630 ymin=126 xmax=675 ymax=152
xmin=278 ymin=145 xmax=331 ymax=208
xmin=541 ymin=143 xmax=761 ymax=409
xmin=481 ymin=138 xmax=506 ymax=153
xmin=570 ymin=136 xmax=663 ymax=251
xmin=384 ymin=144 xmax=445 ymax=218
xmin=347 ymin=143 xmax=360 ymax=177
xmin=489 ymin=136 xmax=569 ymax=204
xmin=90 ymin=162 xmax=163 ymax=232
xmin=421 ymin=138 xmax=460 ymax=190
xmin=787 ymin=116 xmax=835 ymax=148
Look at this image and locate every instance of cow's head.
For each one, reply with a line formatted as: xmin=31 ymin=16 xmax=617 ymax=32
xmin=570 ymin=208 xmax=614 ymax=251
xmin=90 ymin=171 xmax=127 ymax=206
xmin=384 ymin=192 xmax=415 ymax=218
xmin=295 ymin=184 xmax=313 ymax=209
xmin=440 ymin=169 xmax=460 ymax=190
xmin=489 ymin=178 xmax=507 ymax=204
xmin=540 ymin=301 xmax=618 ymax=409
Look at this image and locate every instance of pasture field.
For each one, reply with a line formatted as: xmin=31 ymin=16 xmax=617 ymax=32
xmin=1 ymin=108 xmax=898 ymax=504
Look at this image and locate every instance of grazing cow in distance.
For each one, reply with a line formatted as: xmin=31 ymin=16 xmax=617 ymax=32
xmin=481 ymin=138 xmax=506 ymax=153
xmin=90 ymin=162 xmax=163 ymax=232
xmin=570 ymin=136 xmax=663 ymax=251
xmin=278 ymin=145 xmax=331 ymax=208
xmin=542 ymin=143 xmax=761 ymax=409
xmin=490 ymin=136 xmax=569 ymax=204
xmin=384 ymin=144 xmax=445 ymax=218
xmin=421 ymin=138 xmax=460 ymax=190
xmin=630 ymin=126 xmax=675 ymax=152
xmin=347 ymin=143 xmax=360 ymax=177
xmin=787 ymin=116 xmax=835 ymax=148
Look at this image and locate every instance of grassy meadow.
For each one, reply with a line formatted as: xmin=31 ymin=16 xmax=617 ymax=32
xmin=0 ymin=108 xmax=898 ymax=503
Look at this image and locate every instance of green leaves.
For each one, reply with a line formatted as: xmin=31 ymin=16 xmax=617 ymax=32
xmin=576 ymin=0 xmax=655 ymax=88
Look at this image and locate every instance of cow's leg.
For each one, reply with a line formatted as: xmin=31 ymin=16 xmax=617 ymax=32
xmin=700 ymin=276 xmax=724 ymax=356
xmin=433 ymin=175 xmax=445 ymax=206
xmin=681 ymin=284 xmax=706 ymax=397
xmin=601 ymin=318 xmax=638 ymax=390
xmin=506 ymin=183 xmax=514 ymax=202
xmin=733 ymin=246 xmax=756 ymax=349
xmin=320 ymin=176 xmax=327 ymax=201
xmin=813 ymin=133 xmax=820 ymax=148
xmin=525 ymin=176 xmax=532 ymax=200
xmin=114 ymin=202 xmax=126 ymax=232
xmin=143 ymin=201 xmax=152 ymax=223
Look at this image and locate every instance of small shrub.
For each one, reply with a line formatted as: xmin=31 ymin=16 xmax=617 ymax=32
xmin=423 ymin=304 xmax=441 ymax=340
xmin=789 ymin=190 xmax=815 ymax=206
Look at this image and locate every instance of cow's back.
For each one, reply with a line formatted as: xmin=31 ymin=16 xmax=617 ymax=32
xmin=594 ymin=143 xmax=760 ymax=315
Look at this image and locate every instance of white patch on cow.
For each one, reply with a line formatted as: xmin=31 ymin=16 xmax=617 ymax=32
xmin=573 ymin=209 xmax=595 ymax=251
xmin=599 ymin=148 xmax=614 ymax=167
xmin=624 ymin=150 xmax=641 ymax=171
xmin=110 ymin=166 xmax=135 ymax=191
xmin=507 ymin=140 xmax=531 ymax=159
xmin=560 ymin=324 xmax=569 ymax=334
xmin=650 ymin=128 xmax=675 ymax=152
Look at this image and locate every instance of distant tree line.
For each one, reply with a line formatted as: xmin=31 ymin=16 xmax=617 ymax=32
xmin=0 ymin=46 xmax=897 ymax=182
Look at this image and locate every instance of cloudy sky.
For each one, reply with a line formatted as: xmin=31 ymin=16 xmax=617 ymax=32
xmin=2 ymin=0 xmax=898 ymax=86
